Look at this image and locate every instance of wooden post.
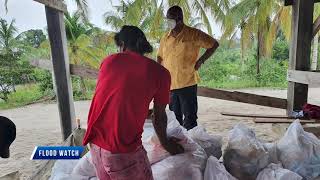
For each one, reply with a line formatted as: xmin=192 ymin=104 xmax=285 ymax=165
xmin=287 ymin=0 xmax=314 ymax=114
xmin=45 ymin=6 xmax=75 ymax=140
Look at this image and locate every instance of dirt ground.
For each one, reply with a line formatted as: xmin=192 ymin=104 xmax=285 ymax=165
xmin=0 ymin=88 xmax=319 ymax=179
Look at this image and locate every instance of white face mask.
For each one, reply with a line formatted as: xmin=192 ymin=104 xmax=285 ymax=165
xmin=166 ymin=19 xmax=176 ymax=30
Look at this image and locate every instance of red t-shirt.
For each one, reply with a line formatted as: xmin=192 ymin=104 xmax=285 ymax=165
xmin=83 ymin=51 xmax=171 ymax=153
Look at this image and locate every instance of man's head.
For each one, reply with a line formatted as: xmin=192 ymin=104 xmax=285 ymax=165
xmin=0 ymin=116 xmax=16 ymax=158
xmin=166 ymin=5 xmax=184 ymax=29
xmin=114 ymin=25 xmax=153 ymax=55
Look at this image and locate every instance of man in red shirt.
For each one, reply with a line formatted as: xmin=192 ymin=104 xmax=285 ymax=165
xmin=83 ymin=26 xmax=184 ymax=180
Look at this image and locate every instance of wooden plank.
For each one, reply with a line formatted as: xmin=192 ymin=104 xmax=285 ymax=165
xmin=70 ymin=64 xmax=98 ymax=79
xmin=33 ymin=0 xmax=67 ymax=12
xmin=197 ymin=87 xmax=287 ymax=109
xmin=313 ymin=15 xmax=320 ymax=37
xmin=221 ymin=112 xmax=291 ymax=119
xmin=254 ymin=119 xmax=317 ymax=124
xmin=29 ymin=59 xmax=98 ymax=79
xmin=285 ymin=0 xmax=320 ymax=6
xmin=45 ymin=7 xmax=75 ymax=140
xmin=287 ymin=70 xmax=320 ymax=85
xmin=287 ymin=0 xmax=314 ymax=114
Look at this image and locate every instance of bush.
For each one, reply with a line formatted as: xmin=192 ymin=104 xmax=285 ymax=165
xmin=32 ymin=69 xmax=54 ymax=94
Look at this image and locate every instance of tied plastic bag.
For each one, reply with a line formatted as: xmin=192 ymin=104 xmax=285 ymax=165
xmin=71 ymin=152 xmax=97 ymax=179
xmin=256 ymin=163 xmax=302 ymax=180
xmin=204 ymin=156 xmax=237 ymax=180
xmin=149 ymin=111 xmax=207 ymax=180
xmin=223 ymin=124 xmax=270 ymax=180
xmin=188 ymin=126 xmax=223 ymax=159
xmin=146 ymin=111 xmax=200 ymax=164
xmin=277 ymin=120 xmax=320 ymax=180
xmin=151 ymin=147 xmax=207 ymax=180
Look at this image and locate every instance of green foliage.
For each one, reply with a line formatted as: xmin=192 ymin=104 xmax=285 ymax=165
xmin=0 ymin=84 xmax=44 ymax=110
xmin=199 ymin=42 xmax=288 ymax=89
xmin=272 ymin=38 xmax=289 ymax=61
xmin=32 ymin=69 xmax=54 ymax=94
xmin=17 ymin=29 xmax=46 ymax=48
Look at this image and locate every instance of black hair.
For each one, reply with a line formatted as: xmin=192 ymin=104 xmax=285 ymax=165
xmin=0 ymin=116 xmax=16 ymax=146
xmin=114 ymin=25 xmax=153 ymax=55
xmin=167 ymin=5 xmax=183 ymax=21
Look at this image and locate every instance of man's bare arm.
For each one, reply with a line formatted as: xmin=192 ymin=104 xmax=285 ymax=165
xmin=195 ymin=40 xmax=219 ymax=70
xmin=153 ymin=104 xmax=184 ymax=155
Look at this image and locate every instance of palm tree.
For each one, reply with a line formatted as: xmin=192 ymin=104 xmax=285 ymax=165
xmin=64 ymin=12 xmax=105 ymax=95
xmin=105 ymin=0 xmax=230 ymax=38
xmin=0 ymin=18 xmax=21 ymax=92
xmin=105 ymin=0 xmax=165 ymax=42
xmin=222 ymin=0 xmax=291 ymax=74
xmin=0 ymin=19 xmax=18 ymax=53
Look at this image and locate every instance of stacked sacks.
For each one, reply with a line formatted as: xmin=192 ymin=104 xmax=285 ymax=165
xmin=223 ymin=120 xmax=320 ymax=180
xmin=223 ymin=124 xmax=271 ymax=180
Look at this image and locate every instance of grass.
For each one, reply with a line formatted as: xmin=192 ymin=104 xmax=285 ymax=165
xmin=0 ymin=84 xmax=47 ymax=110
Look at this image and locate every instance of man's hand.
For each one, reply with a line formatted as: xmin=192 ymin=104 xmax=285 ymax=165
xmin=153 ymin=104 xmax=184 ymax=156
xmin=162 ymin=137 xmax=184 ymax=155
xmin=195 ymin=59 xmax=204 ymax=70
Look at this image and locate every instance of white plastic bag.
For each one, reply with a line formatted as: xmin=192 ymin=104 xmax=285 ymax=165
xmin=149 ymin=111 xmax=207 ymax=180
xmin=256 ymin=163 xmax=302 ymax=180
xmin=188 ymin=126 xmax=223 ymax=159
xmin=71 ymin=152 xmax=97 ymax=179
xmin=151 ymin=147 xmax=207 ymax=180
xmin=204 ymin=156 xmax=237 ymax=180
xmin=223 ymin=124 xmax=270 ymax=180
xmin=146 ymin=110 xmax=200 ymax=165
xmin=277 ymin=120 xmax=320 ymax=180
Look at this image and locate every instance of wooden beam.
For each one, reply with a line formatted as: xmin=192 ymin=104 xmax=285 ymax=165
xmin=45 ymin=7 xmax=75 ymax=140
xmin=221 ymin=112 xmax=291 ymax=119
xmin=33 ymin=0 xmax=67 ymax=12
xmin=287 ymin=70 xmax=320 ymax=85
xmin=287 ymin=0 xmax=314 ymax=114
xmin=313 ymin=15 xmax=320 ymax=37
xmin=254 ymin=119 xmax=317 ymax=124
xmin=29 ymin=61 xmax=288 ymax=109
xmin=197 ymin=87 xmax=287 ymax=109
xmin=285 ymin=0 xmax=320 ymax=6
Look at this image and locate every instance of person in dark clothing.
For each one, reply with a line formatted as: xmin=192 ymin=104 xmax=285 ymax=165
xmin=0 ymin=116 xmax=16 ymax=158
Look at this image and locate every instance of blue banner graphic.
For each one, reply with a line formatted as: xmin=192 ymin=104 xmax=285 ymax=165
xmin=30 ymin=146 xmax=84 ymax=160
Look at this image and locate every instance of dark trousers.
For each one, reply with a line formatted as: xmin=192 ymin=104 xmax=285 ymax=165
xmin=169 ymin=85 xmax=198 ymax=130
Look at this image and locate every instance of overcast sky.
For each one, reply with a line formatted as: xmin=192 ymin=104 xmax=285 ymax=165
xmin=0 ymin=0 xmax=222 ymax=37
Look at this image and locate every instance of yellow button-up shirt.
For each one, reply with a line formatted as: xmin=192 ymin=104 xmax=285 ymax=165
xmin=157 ymin=25 xmax=214 ymax=90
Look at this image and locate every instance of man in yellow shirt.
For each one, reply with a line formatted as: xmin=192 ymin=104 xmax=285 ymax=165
xmin=157 ymin=6 xmax=219 ymax=130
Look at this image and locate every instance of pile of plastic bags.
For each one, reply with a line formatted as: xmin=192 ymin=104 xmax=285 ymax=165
xmin=50 ymin=111 xmax=320 ymax=180
xmin=223 ymin=120 xmax=320 ymax=180
xmin=50 ymin=110 xmax=223 ymax=180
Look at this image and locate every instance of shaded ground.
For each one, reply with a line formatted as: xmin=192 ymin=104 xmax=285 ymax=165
xmin=0 ymin=88 xmax=319 ymax=179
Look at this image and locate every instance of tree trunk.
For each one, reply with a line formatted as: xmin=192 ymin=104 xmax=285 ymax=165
xmin=312 ymin=33 xmax=319 ymax=70
xmin=257 ymin=31 xmax=261 ymax=75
